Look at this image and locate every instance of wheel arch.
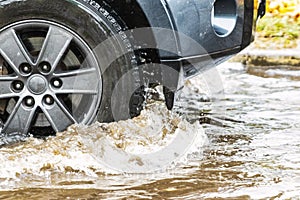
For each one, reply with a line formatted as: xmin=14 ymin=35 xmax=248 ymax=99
xmin=101 ymin=0 xmax=182 ymax=110
xmin=102 ymin=0 xmax=174 ymax=31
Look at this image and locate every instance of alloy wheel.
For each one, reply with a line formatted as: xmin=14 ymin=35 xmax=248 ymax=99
xmin=0 ymin=20 xmax=102 ymax=135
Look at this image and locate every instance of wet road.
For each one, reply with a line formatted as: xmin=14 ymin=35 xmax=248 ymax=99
xmin=0 ymin=62 xmax=300 ymax=199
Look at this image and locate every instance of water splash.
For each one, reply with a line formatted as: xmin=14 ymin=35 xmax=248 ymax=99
xmin=0 ymin=101 xmax=208 ymax=190
xmin=79 ymin=101 xmax=208 ymax=173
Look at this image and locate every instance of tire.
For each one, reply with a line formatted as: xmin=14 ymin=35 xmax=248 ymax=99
xmin=0 ymin=0 xmax=143 ymax=136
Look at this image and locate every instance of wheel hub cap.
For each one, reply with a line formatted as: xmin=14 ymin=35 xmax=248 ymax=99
xmin=28 ymin=75 xmax=47 ymax=94
xmin=0 ymin=20 xmax=102 ymax=135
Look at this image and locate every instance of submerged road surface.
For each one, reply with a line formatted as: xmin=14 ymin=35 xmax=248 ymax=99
xmin=0 ymin=62 xmax=299 ymax=199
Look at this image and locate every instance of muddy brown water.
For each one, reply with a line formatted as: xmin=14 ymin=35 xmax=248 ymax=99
xmin=0 ymin=62 xmax=300 ymax=199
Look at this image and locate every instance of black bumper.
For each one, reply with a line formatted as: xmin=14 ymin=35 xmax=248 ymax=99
xmin=136 ymin=0 xmax=261 ymax=77
xmin=163 ymin=0 xmax=258 ymax=77
xmin=134 ymin=0 xmax=264 ymax=108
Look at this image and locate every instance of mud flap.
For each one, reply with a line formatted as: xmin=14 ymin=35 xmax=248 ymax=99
xmin=161 ymin=61 xmax=183 ymax=110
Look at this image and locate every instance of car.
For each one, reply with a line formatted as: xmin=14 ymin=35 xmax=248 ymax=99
xmin=0 ymin=0 xmax=265 ymax=137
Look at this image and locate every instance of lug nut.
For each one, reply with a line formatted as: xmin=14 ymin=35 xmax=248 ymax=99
xmin=39 ymin=62 xmax=51 ymax=73
xmin=24 ymin=97 xmax=35 ymax=107
xmin=44 ymin=95 xmax=54 ymax=105
xmin=20 ymin=63 xmax=32 ymax=74
xmin=52 ymin=78 xmax=62 ymax=88
xmin=12 ymin=80 xmax=24 ymax=91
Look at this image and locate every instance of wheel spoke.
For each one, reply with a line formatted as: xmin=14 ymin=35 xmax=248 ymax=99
xmin=37 ymin=26 xmax=73 ymax=71
xmin=0 ymin=76 xmax=18 ymax=99
xmin=0 ymin=29 xmax=32 ymax=73
xmin=2 ymin=100 xmax=36 ymax=135
xmin=0 ymin=21 xmax=102 ymax=135
xmin=54 ymin=68 xmax=99 ymax=94
xmin=41 ymin=96 xmax=76 ymax=132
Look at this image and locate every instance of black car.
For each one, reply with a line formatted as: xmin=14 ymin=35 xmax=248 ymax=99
xmin=0 ymin=0 xmax=265 ymax=136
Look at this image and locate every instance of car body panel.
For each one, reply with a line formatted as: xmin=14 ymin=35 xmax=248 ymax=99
xmin=135 ymin=0 xmax=255 ymax=57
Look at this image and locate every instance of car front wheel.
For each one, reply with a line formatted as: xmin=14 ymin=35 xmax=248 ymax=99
xmin=0 ymin=0 xmax=142 ymax=136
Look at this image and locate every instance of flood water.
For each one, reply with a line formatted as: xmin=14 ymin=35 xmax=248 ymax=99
xmin=0 ymin=62 xmax=300 ymax=199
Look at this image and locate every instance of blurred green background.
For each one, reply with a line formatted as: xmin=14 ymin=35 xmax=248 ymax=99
xmin=256 ymin=0 xmax=300 ymax=49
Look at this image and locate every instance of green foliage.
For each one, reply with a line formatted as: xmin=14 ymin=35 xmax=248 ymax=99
xmin=256 ymin=15 xmax=300 ymax=48
xmin=258 ymin=16 xmax=299 ymax=38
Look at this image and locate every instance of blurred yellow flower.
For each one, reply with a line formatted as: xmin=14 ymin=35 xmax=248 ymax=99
xmin=267 ymin=0 xmax=300 ymax=19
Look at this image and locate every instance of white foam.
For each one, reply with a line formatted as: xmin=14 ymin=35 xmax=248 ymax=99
xmin=0 ymin=102 xmax=208 ymax=189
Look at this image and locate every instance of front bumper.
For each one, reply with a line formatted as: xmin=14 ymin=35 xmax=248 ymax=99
xmin=135 ymin=0 xmax=265 ymax=108
xmin=161 ymin=0 xmax=263 ymax=78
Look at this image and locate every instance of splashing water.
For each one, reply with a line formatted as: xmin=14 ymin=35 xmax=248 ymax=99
xmin=1 ymin=62 xmax=300 ymax=199
xmin=0 ymin=101 xmax=208 ymax=190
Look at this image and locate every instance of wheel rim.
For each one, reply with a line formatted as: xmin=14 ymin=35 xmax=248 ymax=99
xmin=0 ymin=20 xmax=102 ymax=135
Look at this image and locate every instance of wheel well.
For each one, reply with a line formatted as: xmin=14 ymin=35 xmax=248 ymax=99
xmin=104 ymin=0 xmax=161 ymax=71
xmin=103 ymin=0 xmax=175 ymax=110
xmin=104 ymin=0 xmax=150 ymax=29
xmin=103 ymin=0 xmax=159 ymax=60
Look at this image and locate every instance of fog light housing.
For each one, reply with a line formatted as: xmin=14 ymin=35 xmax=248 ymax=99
xmin=211 ymin=0 xmax=238 ymax=37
